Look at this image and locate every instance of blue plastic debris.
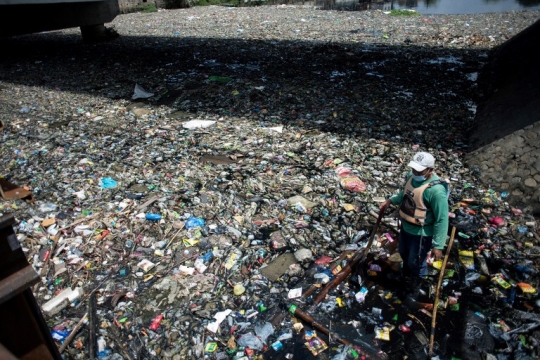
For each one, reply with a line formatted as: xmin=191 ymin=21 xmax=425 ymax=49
xmin=100 ymin=177 xmax=117 ymax=189
xmin=146 ymin=213 xmax=162 ymax=221
xmin=51 ymin=329 xmax=70 ymax=342
xmin=185 ymin=217 xmax=205 ymax=229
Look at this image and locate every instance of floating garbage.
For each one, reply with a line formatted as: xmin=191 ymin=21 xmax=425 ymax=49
xmin=182 ymin=120 xmax=216 ymax=129
xmin=0 ymin=5 xmax=539 ymax=360
xmin=99 ymin=177 xmax=117 ymax=189
xmin=132 ymin=84 xmax=154 ymax=100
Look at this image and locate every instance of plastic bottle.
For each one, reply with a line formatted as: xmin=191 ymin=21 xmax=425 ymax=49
xmin=146 ymin=213 xmax=162 ymax=221
xmin=42 ymin=287 xmax=84 ymax=316
xmin=97 ymin=337 xmax=107 ymax=352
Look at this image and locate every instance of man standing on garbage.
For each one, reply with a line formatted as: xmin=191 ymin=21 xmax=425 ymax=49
xmin=380 ymin=152 xmax=449 ymax=305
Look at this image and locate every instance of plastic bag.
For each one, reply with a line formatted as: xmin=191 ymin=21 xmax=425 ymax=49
xmin=254 ymin=322 xmax=274 ymax=344
xmin=286 ymin=195 xmax=316 ymax=209
xmin=100 ymin=177 xmax=117 ymax=189
xmin=183 ymin=120 xmax=216 ymax=129
xmin=237 ymin=334 xmax=264 ymax=351
xmin=340 ymin=177 xmax=367 ymax=192
xmin=335 ymin=166 xmax=366 ymax=192
xmin=132 ymin=84 xmax=154 ymax=100
xmin=185 ymin=217 xmax=205 ymax=229
xmin=335 ymin=166 xmax=352 ymax=177
xmin=39 ymin=203 xmax=58 ymax=213
xmin=464 ymin=272 xmax=481 ymax=287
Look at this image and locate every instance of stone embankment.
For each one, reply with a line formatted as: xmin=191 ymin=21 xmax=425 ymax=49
xmin=466 ymin=121 xmax=540 ymax=213
xmin=467 ymin=19 xmax=540 ymax=214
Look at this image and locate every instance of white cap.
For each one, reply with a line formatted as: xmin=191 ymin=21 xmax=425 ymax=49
xmin=407 ymin=152 xmax=435 ymax=172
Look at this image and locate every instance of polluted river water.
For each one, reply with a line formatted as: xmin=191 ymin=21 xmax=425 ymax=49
xmin=1 ymin=3 xmax=540 ymax=360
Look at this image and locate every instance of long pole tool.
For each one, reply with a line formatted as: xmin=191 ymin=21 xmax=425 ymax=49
xmin=312 ymin=202 xmax=389 ymax=306
xmin=428 ymin=226 xmax=456 ymax=357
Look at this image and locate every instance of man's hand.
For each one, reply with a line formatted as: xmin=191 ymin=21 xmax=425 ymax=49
xmin=431 ymin=248 xmax=443 ymax=260
xmin=380 ymin=199 xmax=391 ymax=212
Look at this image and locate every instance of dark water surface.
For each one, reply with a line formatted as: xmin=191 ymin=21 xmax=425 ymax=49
xmin=318 ymin=0 xmax=540 ymax=13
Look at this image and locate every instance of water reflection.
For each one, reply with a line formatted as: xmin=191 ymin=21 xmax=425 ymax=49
xmin=313 ymin=0 xmax=540 ymax=13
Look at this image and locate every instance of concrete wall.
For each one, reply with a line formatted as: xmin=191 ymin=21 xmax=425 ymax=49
xmin=118 ymin=0 xmax=141 ymax=12
xmin=118 ymin=0 xmax=185 ymax=14
xmin=467 ymin=19 xmax=540 ymax=214
xmin=0 ymin=0 xmax=119 ymax=36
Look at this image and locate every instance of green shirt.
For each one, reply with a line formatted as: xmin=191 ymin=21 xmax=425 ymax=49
xmin=389 ymin=172 xmax=449 ymax=249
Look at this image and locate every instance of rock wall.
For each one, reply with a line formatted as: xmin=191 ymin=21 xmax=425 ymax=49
xmin=467 ymin=19 xmax=540 ymax=215
xmin=466 ymin=121 xmax=540 ymax=213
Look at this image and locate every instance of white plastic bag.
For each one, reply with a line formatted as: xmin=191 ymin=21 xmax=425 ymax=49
xmin=182 ymin=120 xmax=217 ymax=129
xmin=132 ymin=84 xmax=154 ymax=100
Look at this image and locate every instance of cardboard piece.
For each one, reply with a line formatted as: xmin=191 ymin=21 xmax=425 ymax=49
xmin=0 ymin=179 xmax=34 ymax=202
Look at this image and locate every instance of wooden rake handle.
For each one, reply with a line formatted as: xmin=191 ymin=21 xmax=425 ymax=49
xmin=428 ymin=226 xmax=456 ymax=357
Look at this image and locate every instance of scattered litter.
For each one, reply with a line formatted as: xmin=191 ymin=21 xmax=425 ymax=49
xmin=0 ymin=5 xmax=539 ymax=360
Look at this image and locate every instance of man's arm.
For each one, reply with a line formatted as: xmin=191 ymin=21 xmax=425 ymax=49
xmin=389 ymin=172 xmax=412 ymax=206
xmin=380 ymin=172 xmax=410 ymax=211
xmin=429 ymin=185 xmax=449 ymax=250
xmin=389 ymin=191 xmax=404 ymax=206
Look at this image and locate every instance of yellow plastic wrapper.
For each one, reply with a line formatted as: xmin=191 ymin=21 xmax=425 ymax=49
xmin=183 ymin=238 xmax=199 ymax=247
xmin=375 ymin=323 xmax=395 ymax=341
xmin=517 ymin=283 xmax=536 ymax=293
xmin=458 ymin=250 xmax=475 ymax=270
xmin=375 ymin=326 xmax=390 ymax=341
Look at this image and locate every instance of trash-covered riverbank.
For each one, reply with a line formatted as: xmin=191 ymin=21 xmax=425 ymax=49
xmin=1 ymin=5 xmax=539 ymax=360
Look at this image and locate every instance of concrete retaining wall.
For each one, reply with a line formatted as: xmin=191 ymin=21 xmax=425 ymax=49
xmin=118 ymin=0 xmax=178 ymax=13
xmin=118 ymin=0 xmax=141 ymax=12
xmin=0 ymin=0 xmax=119 ymax=36
xmin=466 ymin=18 xmax=540 ymax=215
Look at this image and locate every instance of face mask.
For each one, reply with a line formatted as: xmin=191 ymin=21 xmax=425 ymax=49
xmin=412 ymin=174 xmax=426 ymax=182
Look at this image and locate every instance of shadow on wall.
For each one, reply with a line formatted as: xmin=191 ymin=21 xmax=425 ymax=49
xmin=471 ymin=18 xmax=540 ymax=150
xmin=465 ymin=19 xmax=540 ymax=215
